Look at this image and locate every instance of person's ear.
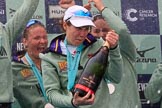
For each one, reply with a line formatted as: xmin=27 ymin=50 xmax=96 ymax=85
xmin=62 ymin=21 xmax=67 ymax=30
xmin=22 ymin=38 xmax=28 ymax=49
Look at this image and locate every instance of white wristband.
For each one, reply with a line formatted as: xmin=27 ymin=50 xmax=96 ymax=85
xmin=44 ymin=103 xmax=55 ymax=108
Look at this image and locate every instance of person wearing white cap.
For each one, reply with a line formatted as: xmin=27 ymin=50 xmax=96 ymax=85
xmin=40 ymin=4 xmax=123 ymax=108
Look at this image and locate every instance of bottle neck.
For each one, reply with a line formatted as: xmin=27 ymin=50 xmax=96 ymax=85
xmin=103 ymin=41 xmax=110 ymax=49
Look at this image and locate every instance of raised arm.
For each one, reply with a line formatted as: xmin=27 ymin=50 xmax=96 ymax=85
xmin=5 ymin=0 xmax=39 ymax=45
xmin=89 ymin=0 xmax=136 ymax=62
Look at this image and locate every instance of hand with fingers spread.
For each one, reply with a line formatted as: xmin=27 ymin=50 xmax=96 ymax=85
xmin=59 ymin=0 xmax=91 ymax=10
xmin=88 ymin=0 xmax=105 ymax=11
xmin=59 ymin=0 xmax=75 ymax=9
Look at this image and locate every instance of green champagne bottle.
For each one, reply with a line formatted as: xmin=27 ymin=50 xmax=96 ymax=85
xmin=73 ymin=42 xmax=110 ymax=97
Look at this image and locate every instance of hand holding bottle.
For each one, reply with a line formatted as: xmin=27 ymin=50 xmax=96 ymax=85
xmin=105 ymin=30 xmax=119 ymax=49
xmin=72 ymin=91 xmax=95 ymax=107
xmin=73 ymin=38 xmax=110 ymax=101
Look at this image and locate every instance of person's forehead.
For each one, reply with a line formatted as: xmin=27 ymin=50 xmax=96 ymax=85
xmin=69 ymin=24 xmax=90 ymax=29
xmin=78 ymin=26 xmax=90 ymax=28
xmin=94 ymin=18 xmax=106 ymax=24
xmin=94 ymin=20 xmax=109 ymax=27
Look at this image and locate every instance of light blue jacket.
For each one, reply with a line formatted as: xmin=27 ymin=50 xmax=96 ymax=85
xmin=0 ymin=0 xmax=39 ymax=103
xmin=12 ymin=57 xmax=47 ymax=108
xmin=144 ymin=64 xmax=162 ymax=108
xmin=40 ymin=33 xmax=123 ymax=108
xmin=102 ymin=7 xmax=141 ymax=108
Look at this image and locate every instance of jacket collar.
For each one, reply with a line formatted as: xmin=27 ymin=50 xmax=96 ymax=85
xmin=48 ymin=33 xmax=97 ymax=54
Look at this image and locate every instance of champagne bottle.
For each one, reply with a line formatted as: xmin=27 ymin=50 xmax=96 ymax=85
xmin=73 ymin=41 xmax=110 ymax=97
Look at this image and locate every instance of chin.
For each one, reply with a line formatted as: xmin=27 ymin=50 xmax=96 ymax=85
xmin=75 ymin=42 xmax=83 ymax=46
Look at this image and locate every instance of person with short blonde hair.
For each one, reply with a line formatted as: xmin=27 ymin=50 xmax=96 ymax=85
xmin=12 ymin=20 xmax=54 ymax=108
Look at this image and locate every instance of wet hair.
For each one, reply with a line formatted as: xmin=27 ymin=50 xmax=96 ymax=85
xmin=91 ymin=14 xmax=111 ymax=33
xmin=92 ymin=14 xmax=105 ymax=22
xmin=89 ymin=14 xmax=105 ymax=33
xmin=65 ymin=20 xmax=72 ymax=26
xmin=58 ymin=17 xmax=72 ymax=32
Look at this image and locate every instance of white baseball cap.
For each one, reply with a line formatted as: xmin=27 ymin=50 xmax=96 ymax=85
xmin=63 ymin=5 xmax=95 ymax=27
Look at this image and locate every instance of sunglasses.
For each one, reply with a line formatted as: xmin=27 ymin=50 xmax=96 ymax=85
xmin=26 ymin=19 xmax=43 ymax=28
xmin=93 ymin=28 xmax=109 ymax=33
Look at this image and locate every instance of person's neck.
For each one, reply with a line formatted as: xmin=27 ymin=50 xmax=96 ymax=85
xmin=22 ymin=53 xmax=41 ymax=71
xmin=31 ymin=57 xmax=41 ymax=70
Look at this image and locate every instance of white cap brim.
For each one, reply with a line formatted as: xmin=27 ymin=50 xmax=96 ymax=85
xmin=69 ymin=16 xmax=96 ymax=27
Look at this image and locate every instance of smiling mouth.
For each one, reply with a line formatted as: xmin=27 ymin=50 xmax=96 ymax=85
xmin=37 ymin=46 xmax=47 ymax=52
xmin=77 ymin=39 xmax=82 ymax=41
xmin=76 ymin=37 xmax=85 ymax=41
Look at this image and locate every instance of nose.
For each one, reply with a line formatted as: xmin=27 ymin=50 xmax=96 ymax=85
xmin=40 ymin=37 xmax=48 ymax=44
xmin=79 ymin=31 xmax=89 ymax=38
xmin=79 ymin=29 xmax=89 ymax=37
xmin=98 ymin=31 xmax=104 ymax=37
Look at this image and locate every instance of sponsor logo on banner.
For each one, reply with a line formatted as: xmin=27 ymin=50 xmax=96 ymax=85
xmin=138 ymin=74 xmax=160 ymax=108
xmin=121 ymin=0 xmax=159 ymax=34
xmin=136 ymin=47 xmax=157 ymax=63
xmin=0 ymin=0 xmax=6 ymax=24
xmin=45 ymin=0 xmax=83 ymax=34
